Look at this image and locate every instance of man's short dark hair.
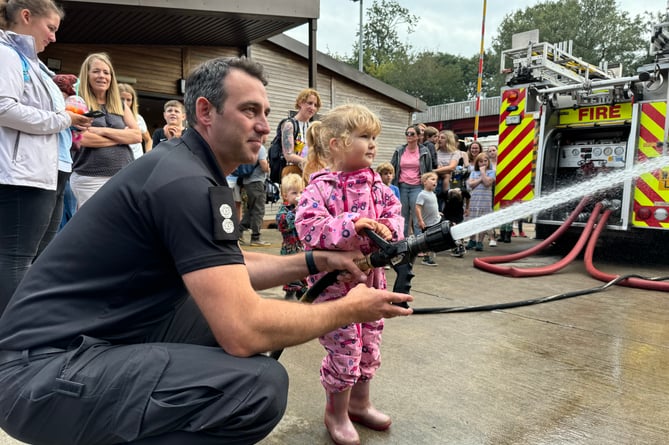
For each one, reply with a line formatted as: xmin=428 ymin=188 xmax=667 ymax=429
xmin=183 ymin=57 xmax=268 ymax=127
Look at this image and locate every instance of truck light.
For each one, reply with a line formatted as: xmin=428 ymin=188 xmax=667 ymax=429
xmin=505 ymin=89 xmax=520 ymax=102
xmin=637 ymin=207 xmax=652 ymax=220
xmin=654 ymin=208 xmax=669 ymax=221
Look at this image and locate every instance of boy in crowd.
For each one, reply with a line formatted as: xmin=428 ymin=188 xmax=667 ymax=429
xmin=415 ymin=172 xmax=441 ymax=266
xmin=443 ymin=188 xmax=469 ymax=257
xmin=152 ymin=100 xmax=186 ymax=147
xmin=275 ymin=173 xmax=307 ymax=299
xmin=376 ymin=162 xmax=400 ymax=199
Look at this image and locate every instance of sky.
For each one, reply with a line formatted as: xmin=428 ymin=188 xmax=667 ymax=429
xmin=286 ymin=0 xmax=666 ymax=59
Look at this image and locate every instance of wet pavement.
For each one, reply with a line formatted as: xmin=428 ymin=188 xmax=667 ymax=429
xmin=2 ymin=223 xmax=668 ymax=444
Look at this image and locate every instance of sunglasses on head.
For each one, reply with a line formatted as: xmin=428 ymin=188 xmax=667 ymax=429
xmin=405 ymin=131 xmax=416 ymax=136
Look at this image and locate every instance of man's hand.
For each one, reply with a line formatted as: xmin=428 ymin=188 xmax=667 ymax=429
xmin=314 ymin=250 xmax=368 ymax=283
xmin=343 ymin=283 xmax=413 ymax=322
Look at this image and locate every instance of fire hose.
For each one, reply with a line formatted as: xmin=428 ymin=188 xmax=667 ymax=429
xmin=471 ymin=195 xmax=669 ymax=291
xmin=268 ymin=200 xmax=669 ymax=359
xmin=583 ymin=208 xmax=669 ymax=291
xmin=472 ymin=196 xmax=593 ymax=276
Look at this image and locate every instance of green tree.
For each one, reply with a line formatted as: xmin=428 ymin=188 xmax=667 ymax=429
xmin=492 ymin=0 xmax=648 ymax=76
xmin=351 ymin=0 xmax=419 ymax=71
xmin=378 ymin=52 xmax=467 ymax=105
xmin=329 ymin=0 xmax=660 ymax=106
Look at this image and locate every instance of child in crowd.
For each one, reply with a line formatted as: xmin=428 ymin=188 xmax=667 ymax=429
xmin=295 ymin=104 xmax=403 ymax=445
xmin=442 ymin=188 xmax=469 ymax=257
xmin=275 ymin=173 xmax=307 ymax=300
xmin=376 ymin=161 xmax=400 ymax=199
xmin=466 ymin=152 xmax=496 ymax=251
xmin=118 ymin=83 xmax=152 ymax=159
xmin=151 ymin=100 xmax=186 ymax=148
xmin=415 ymin=171 xmax=441 ymax=266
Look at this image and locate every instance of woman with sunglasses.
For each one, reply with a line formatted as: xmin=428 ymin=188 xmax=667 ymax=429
xmin=390 ymin=125 xmax=433 ymax=237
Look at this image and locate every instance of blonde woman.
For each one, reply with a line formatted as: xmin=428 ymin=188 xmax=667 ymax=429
xmin=118 ymin=83 xmax=152 ymax=159
xmin=71 ymin=53 xmax=141 ymax=207
xmin=434 ymin=130 xmax=467 ymax=211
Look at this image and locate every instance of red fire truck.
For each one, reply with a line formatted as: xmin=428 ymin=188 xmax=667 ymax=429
xmin=495 ymin=22 xmax=669 ymax=240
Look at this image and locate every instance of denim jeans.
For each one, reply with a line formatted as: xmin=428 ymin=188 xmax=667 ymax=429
xmin=399 ymin=182 xmax=423 ymax=237
xmin=0 ymin=184 xmax=56 ymax=313
xmin=59 ymin=178 xmax=77 ymax=230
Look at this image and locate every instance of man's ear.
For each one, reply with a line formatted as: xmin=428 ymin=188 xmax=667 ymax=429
xmin=195 ymin=97 xmax=213 ymax=127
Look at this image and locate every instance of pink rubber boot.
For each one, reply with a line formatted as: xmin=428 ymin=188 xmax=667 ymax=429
xmin=348 ymin=381 xmax=392 ymax=431
xmin=324 ymin=389 xmax=360 ymax=445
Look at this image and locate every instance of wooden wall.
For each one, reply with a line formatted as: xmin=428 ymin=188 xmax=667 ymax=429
xmin=41 ymin=41 xmax=414 ymax=165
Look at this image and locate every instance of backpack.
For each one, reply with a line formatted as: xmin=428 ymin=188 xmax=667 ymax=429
xmin=268 ymin=117 xmax=298 ymax=183
xmin=265 ymin=178 xmax=280 ymax=204
xmin=232 ymin=162 xmax=257 ymax=179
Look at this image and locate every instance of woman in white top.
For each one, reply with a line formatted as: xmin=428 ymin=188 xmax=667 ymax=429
xmin=119 ymin=83 xmax=152 ymax=159
xmin=434 ymin=130 xmax=467 ymax=191
xmin=0 ymin=0 xmax=92 ymax=310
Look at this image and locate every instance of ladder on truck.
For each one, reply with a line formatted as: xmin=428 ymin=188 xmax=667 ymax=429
xmin=501 ymin=42 xmax=613 ymax=88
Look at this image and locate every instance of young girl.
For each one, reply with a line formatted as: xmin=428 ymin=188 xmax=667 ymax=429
xmin=275 ymin=173 xmax=306 ymax=300
xmin=118 ymin=83 xmax=152 ymax=159
xmin=466 ymin=152 xmax=496 ymax=251
xmin=295 ymin=104 xmax=403 ymax=445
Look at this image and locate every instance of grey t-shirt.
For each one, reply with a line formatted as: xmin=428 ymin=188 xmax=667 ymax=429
xmin=243 ymin=145 xmax=268 ymax=184
xmin=416 ymin=189 xmax=441 ymax=227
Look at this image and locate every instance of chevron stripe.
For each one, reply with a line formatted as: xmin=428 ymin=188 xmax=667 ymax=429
xmin=497 ymin=88 xmax=536 ymax=209
xmin=633 ymin=102 xmax=669 ymax=228
xmin=638 ymin=103 xmax=665 ymax=161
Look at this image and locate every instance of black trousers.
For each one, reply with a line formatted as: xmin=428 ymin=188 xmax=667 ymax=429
xmin=0 ymin=184 xmax=55 ymax=313
xmin=0 ymin=298 xmax=288 ymax=445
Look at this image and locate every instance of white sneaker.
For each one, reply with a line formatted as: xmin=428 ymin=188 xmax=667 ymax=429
xmin=250 ymin=240 xmax=271 ymax=247
xmin=489 ymin=239 xmax=497 ymax=247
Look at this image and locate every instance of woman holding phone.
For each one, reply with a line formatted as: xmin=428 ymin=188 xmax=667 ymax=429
xmin=0 ymin=0 xmax=92 ymax=310
xmin=70 ymin=52 xmax=141 ymax=207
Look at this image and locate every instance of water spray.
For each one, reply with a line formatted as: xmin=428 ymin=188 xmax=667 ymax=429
xmin=449 ymin=155 xmax=669 ymax=242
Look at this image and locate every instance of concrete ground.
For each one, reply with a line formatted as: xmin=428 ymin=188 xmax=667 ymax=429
xmin=2 ymin=221 xmax=668 ymax=444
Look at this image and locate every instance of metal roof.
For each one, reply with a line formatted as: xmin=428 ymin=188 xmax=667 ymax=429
xmin=57 ymin=0 xmax=318 ymax=46
xmin=414 ymin=96 xmax=502 ymax=123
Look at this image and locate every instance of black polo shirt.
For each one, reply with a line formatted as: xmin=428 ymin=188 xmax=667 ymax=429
xmin=0 ymin=129 xmax=243 ymax=350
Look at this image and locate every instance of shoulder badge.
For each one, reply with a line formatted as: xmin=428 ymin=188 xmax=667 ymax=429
xmin=209 ymin=186 xmax=240 ymax=242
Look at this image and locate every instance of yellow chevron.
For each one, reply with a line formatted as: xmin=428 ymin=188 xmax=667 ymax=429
xmin=497 ymin=120 xmax=534 ymax=174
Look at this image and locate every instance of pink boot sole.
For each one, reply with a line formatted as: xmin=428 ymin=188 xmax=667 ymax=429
xmin=348 ymin=413 xmax=392 ymax=431
xmin=324 ymin=419 xmax=360 ymax=445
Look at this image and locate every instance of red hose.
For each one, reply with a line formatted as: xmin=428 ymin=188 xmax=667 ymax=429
xmin=473 ymin=196 xmax=593 ymax=277
xmin=583 ymin=209 xmax=669 ymax=292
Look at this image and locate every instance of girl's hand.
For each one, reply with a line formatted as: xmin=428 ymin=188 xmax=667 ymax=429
xmin=354 ymin=218 xmax=392 ymax=241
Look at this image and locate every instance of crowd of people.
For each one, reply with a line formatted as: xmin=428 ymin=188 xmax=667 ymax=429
xmin=0 ymin=1 xmax=516 ymax=444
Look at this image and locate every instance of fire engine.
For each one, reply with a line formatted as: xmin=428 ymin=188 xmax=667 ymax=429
xmin=495 ymin=19 xmax=669 ymax=241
